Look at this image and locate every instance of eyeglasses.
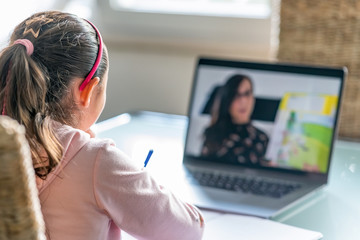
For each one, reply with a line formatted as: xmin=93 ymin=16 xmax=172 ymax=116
xmin=79 ymin=20 xmax=103 ymax=91
xmin=234 ymin=89 xmax=253 ymax=99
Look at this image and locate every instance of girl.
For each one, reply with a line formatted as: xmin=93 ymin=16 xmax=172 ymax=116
xmin=0 ymin=11 xmax=204 ymax=240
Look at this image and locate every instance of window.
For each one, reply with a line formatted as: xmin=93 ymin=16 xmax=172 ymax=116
xmin=96 ymin=0 xmax=273 ymax=57
xmin=110 ymin=0 xmax=271 ymax=19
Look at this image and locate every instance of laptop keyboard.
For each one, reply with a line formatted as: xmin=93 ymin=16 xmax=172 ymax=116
xmin=186 ymin=170 xmax=302 ymax=198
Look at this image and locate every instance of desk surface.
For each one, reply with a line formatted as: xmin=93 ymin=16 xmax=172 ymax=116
xmin=94 ymin=111 xmax=360 ymax=240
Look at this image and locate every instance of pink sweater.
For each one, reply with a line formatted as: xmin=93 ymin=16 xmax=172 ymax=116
xmin=36 ymin=123 xmax=204 ymax=240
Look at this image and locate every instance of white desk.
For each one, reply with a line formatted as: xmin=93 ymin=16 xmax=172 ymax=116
xmin=95 ymin=111 xmax=360 ymax=240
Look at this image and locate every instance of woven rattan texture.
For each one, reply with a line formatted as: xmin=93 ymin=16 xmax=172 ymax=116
xmin=276 ymin=0 xmax=360 ymax=139
xmin=0 ymin=116 xmax=45 ymax=240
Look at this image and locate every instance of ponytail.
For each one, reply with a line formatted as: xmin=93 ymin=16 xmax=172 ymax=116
xmin=0 ymin=42 xmax=62 ymax=179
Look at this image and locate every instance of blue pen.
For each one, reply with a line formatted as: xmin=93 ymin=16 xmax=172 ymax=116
xmin=144 ymin=149 xmax=153 ymax=168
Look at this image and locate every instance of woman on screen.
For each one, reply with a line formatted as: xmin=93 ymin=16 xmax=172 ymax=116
xmin=201 ymin=74 xmax=269 ymax=165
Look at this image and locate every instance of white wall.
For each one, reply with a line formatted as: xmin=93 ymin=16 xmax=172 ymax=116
xmin=97 ymin=5 xmax=275 ymax=121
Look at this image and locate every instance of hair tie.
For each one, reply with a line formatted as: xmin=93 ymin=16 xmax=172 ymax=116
xmin=13 ymin=39 xmax=34 ymax=56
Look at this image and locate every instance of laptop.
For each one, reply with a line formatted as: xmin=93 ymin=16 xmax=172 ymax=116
xmin=180 ymin=57 xmax=346 ymax=218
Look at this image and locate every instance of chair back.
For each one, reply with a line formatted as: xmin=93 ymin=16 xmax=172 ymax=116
xmin=0 ymin=116 xmax=46 ymax=240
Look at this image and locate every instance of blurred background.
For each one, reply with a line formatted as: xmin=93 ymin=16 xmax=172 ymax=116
xmin=0 ymin=0 xmax=274 ymax=121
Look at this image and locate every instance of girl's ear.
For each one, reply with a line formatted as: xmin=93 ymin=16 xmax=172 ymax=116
xmin=79 ymin=77 xmax=100 ymax=108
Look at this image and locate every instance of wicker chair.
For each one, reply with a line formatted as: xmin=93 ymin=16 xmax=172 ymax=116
xmin=273 ymin=0 xmax=360 ymax=139
xmin=0 ymin=116 xmax=46 ymax=240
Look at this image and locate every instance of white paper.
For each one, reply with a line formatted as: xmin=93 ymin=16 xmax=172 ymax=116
xmin=203 ymin=214 xmax=323 ymax=240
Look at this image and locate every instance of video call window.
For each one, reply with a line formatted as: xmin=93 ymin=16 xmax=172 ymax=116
xmin=185 ymin=64 xmax=342 ymax=174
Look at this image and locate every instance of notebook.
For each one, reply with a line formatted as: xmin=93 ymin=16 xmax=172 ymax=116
xmin=180 ymin=57 xmax=346 ymax=218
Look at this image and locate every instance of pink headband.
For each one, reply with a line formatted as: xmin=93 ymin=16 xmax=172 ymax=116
xmin=79 ymin=20 xmax=103 ymax=91
xmin=13 ymin=39 xmax=34 ymax=56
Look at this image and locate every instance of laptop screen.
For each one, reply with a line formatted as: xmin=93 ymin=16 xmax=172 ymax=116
xmin=184 ymin=58 xmax=346 ymax=174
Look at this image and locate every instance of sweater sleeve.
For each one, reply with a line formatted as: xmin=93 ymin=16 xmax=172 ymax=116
xmin=93 ymin=142 xmax=204 ymax=240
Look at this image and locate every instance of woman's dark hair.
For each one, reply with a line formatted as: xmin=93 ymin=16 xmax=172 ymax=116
xmin=204 ymin=74 xmax=253 ymax=142
xmin=0 ymin=11 xmax=108 ymax=178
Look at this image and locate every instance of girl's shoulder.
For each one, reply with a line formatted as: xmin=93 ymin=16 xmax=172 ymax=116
xmin=54 ymin=122 xmax=128 ymax=164
xmin=82 ymin=136 xmax=132 ymax=166
xmin=72 ymin=130 xmax=139 ymax=172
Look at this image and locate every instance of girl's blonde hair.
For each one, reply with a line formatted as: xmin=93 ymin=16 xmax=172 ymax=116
xmin=0 ymin=11 xmax=108 ymax=178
